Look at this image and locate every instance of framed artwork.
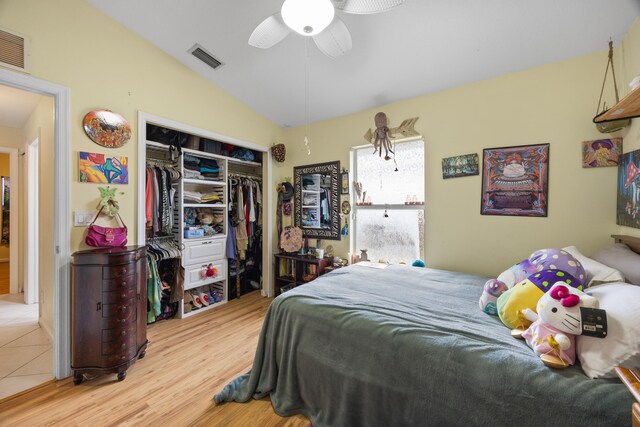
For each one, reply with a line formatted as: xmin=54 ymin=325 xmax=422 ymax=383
xmin=341 ymin=171 xmax=349 ymax=194
xmin=83 ymin=109 xmax=131 ymax=148
xmin=582 ymin=138 xmax=622 ymax=168
xmin=481 ymin=143 xmax=550 ymax=217
xmin=617 ymin=148 xmax=640 ymax=229
xmin=79 ymin=151 xmax=129 ymax=184
xmin=442 ymin=153 xmax=479 ymax=179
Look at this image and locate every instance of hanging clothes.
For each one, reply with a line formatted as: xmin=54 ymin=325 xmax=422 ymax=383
xmin=145 ymin=161 xmax=180 ymax=238
xmin=146 ymin=236 xmax=184 ymax=323
xmin=227 ymin=173 xmax=262 ymax=298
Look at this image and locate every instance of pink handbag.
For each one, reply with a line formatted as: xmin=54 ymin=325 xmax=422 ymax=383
xmin=85 ymin=206 xmax=128 ymax=248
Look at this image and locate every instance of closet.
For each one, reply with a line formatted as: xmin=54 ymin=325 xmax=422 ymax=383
xmin=138 ymin=112 xmax=269 ymax=320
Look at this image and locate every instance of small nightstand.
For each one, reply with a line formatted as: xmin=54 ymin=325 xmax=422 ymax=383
xmin=615 ymin=367 xmax=640 ymax=427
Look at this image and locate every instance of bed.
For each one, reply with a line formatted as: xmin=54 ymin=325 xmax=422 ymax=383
xmin=215 ymin=237 xmax=640 ymax=426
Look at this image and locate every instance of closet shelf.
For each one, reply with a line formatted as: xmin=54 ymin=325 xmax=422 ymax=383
xmin=227 ymin=157 xmax=262 ymax=167
xmin=183 ymin=234 xmax=226 ymax=242
xmin=183 ymin=178 xmax=225 ymax=186
xmin=183 ymin=203 xmax=227 ymax=208
xmin=182 ymin=300 xmax=227 ymax=318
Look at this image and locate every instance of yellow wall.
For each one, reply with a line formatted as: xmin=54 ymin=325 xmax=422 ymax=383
xmin=0 ymin=126 xmax=21 ymax=149
xmin=21 ymin=96 xmax=55 ymax=335
xmin=0 ymin=0 xmax=282 ymax=253
xmin=0 ymin=153 xmax=9 ymax=260
xmin=279 ymin=19 xmax=640 ymax=277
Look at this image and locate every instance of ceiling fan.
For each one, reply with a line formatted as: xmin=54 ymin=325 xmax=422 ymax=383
xmin=249 ymin=0 xmax=405 ymax=58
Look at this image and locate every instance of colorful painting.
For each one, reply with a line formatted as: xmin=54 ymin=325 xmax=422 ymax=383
xmin=79 ymin=152 xmax=129 ymax=184
xmin=582 ymin=138 xmax=622 ymax=168
xmin=481 ymin=144 xmax=550 ymax=217
xmin=442 ymin=153 xmax=479 ymax=179
xmin=617 ymin=149 xmax=640 ymax=229
xmin=83 ymin=109 xmax=131 ymax=148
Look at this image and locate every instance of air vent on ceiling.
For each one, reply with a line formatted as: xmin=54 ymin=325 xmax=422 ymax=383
xmin=188 ymin=44 xmax=223 ymax=70
xmin=0 ymin=27 xmax=30 ymax=73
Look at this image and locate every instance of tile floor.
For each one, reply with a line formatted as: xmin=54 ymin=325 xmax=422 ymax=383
xmin=0 ymin=293 xmax=52 ymax=400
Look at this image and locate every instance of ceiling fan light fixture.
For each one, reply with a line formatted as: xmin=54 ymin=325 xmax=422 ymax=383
xmin=281 ymin=0 xmax=335 ymax=36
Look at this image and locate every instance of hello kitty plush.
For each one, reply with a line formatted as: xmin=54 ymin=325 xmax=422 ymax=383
xmin=521 ymin=283 xmax=597 ymax=368
xmin=479 ymin=248 xmax=586 ymax=315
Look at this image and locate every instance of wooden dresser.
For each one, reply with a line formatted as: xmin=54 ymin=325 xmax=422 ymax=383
xmin=71 ymin=246 xmax=148 ymax=384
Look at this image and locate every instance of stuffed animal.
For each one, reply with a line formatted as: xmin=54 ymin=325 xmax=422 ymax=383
xmin=497 ymin=269 xmax=583 ymax=332
xmin=521 ymin=283 xmax=597 ymax=368
xmin=479 ymin=248 xmax=586 ymax=315
xmin=196 ymin=208 xmax=223 ymax=225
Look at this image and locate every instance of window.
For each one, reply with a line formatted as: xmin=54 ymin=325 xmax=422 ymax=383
xmin=351 ymin=139 xmax=424 ymax=264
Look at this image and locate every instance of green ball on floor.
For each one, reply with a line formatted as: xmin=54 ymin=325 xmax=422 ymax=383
xmin=412 ymin=260 xmax=425 ymax=267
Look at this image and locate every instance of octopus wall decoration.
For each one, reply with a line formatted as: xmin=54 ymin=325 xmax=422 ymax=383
xmin=364 ymin=113 xmax=420 ymax=160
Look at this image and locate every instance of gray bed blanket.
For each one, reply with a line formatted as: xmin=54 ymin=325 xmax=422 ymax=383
xmin=214 ymin=265 xmax=633 ymax=426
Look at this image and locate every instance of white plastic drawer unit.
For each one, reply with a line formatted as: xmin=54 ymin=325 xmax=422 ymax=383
xmin=184 ymin=260 xmax=227 ymax=291
xmin=183 ymin=237 xmax=225 ymax=266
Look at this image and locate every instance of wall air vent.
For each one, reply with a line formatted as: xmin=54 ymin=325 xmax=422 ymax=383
xmin=188 ymin=44 xmax=223 ymax=70
xmin=0 ymin=27 xmax=30 ymax=73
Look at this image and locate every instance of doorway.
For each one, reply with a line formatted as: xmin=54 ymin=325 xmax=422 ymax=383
xmin=0 ymin=68 xmax=71 ymax=382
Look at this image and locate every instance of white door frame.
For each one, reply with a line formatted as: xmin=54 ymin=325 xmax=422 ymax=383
xmin=0 ymin=147 xmax=19 ymax=295
xmin=0 ymin=69 xmax=71 ymax=379
xmin=24 ymin=136 xmax=39 ymax=305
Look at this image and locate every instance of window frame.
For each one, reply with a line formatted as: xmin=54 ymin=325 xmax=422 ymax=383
xmin=349 ymin=137 xmax=425 ymax=263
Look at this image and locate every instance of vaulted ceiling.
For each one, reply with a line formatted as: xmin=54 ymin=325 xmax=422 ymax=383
xmin=88 ymin=0 xmax=640 ymax=127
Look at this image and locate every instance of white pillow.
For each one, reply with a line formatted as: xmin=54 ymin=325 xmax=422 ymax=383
xmin=576 ymin=283 xmax=640 ymax=378
xmin=591 ymin=243 xmax=640 ymax=286
xmin=562 ymin=246 xmax=625 ymax=286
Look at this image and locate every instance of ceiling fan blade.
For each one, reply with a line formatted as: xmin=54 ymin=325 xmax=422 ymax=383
xmin=248 ymin=13 xmax=291 ymax=49
xmin=331 ymin=0 xmax=404 ymax=14
xmin=313 ymin=17 xmax=352 ymax=58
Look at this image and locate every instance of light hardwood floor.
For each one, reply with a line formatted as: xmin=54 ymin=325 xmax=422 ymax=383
xmin=0 ymin=292 xmax=309 ymax=426
xmin=0 ymin=262 xmax=9 ymax=295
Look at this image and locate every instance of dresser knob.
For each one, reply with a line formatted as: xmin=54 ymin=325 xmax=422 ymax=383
xmin=121 ymin=356 xmax=126 ymax=360
xmin=122 ymin=281 xmax=126 ymax=286
xmin=121 ymin=330 xmax=126 ymax=337
xmin=120 ymin=319 xmax=126 ymax=324
xmin=121 ymin=344 xmax=126 ymax=349
xmin=121 ymin=293 xmax=126 ymax=298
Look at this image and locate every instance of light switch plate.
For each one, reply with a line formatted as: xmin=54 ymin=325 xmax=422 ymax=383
xmin=74 ymin=211 xmax=95 ymax=227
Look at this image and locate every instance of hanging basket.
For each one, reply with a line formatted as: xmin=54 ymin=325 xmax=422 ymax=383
xmin=271 ymin=143 xmax=286 ymax=163
xmin=593 ymin=40 xmax=630 ymax=134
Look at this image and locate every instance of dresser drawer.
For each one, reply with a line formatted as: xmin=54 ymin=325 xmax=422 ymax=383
xmin=183 ymin=238 xmax=225 ymax=265
xmin=105 ymin=347 xmax=137 ymax=366
xmin=184 ymin=259 xmax=226 ymax=291
xmin=102 ymin=273 xmax=137 ymax=292
xmin=103 ymin=264 xmax=136 ymax=280
xmin=102 ymin=300 xmax=137 ymax=328
xmin=103 ymin=286 xmax=137 ymax=304
xmin=102 ymin=323 xmax=137 ymax=343
xmin=102 ymin=334 xmax=137 ymax=356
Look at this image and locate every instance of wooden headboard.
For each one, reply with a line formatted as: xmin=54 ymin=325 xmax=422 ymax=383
xmin=611 ymin=234 xmax=640 ymax=254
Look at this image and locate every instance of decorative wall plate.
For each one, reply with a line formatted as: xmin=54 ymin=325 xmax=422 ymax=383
xmin=83 ymin=110 xmax=131 ymax=148
xmin=341 ymin=200 xmax=351 ymax=214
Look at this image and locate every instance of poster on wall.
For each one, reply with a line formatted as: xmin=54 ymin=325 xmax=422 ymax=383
xmin=617 ymin=148 xmax=640 ymax=229
xmin=79 ymin=151 xmax=129 ymax=184
xmin=582 ymin=138 xmax=622 ymax=168
xmin=441 ymin=153 xmax=479 ymax=179
xmin=480 ymin=143 xmax=550 ymax=217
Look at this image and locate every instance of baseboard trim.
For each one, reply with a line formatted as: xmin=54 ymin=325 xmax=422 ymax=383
xmin=40 ymin=318 xmax=54 ymax=345
xmin=0 ymin=378 xmax=56 ymax=405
